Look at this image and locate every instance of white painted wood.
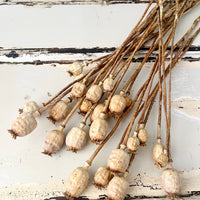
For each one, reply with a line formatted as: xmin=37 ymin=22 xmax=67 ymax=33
xmin=0 ymin=4 xmax=199 ymax=48
xmin=0 ymin=62 xmax=200 ymax=198
xmin=0 ymin=169 xmax=199 ymax=200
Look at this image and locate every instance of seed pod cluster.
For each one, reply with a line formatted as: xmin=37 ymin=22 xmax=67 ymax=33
xmin=64 ymin=167 xmax=89 ymax=198
xmin=107 ymin=149 xmax=130 ymax=173
xmin=138 ymin=128 xmax=148 ymax=145
xmin=89 ymin=113 xmax=108 ymax=143
xmin=162 ymin=168 xmax=180 ymax=199
xmin=8 ymin=113 xmax=37 ymax=139
xmin=22 ymin=101 xmax=39 ymax=113
xmin=71 ymin=82 xmax=86 ymax=98
xmin=153 ymin=142 xmax=168 ymax=168
xmin=90 ymin=104 xmax=108 ymax=122
xmin=86 ymin=85 xmax=102 ymax=103
xmin=94 ymin=166 xmax=111 ymax=188
xmin=109 ymin=94 xmax=126 ymax=116
xmin=48 ymin=100 xmax=70 ymax=123
xmin=68 ymin=62 xmax=83 ymax=76
xmin=79 ymin=99 xmax=92 ymax=113
xmin=107 ymin=175 xmax=129 ymax=200
xmin=43 ymin=130 xmax=65 ymax=156
xmin=103 ymin=76 xmax=115 ymax=92
xmin=127 ymin=132 xmax=140 ymax=152
xmin=66 ymin=126 xmax=87 ymax=152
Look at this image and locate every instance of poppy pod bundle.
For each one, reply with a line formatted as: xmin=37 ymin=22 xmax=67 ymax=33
xmin=8 ymin=0 xmax=200 ymax=199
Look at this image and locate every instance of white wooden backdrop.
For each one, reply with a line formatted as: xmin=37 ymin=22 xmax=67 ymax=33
xmin=0 ymin=0 xmax=200 ymax=200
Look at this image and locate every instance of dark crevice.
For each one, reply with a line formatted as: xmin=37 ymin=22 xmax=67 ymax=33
xmin=0 ymin=56 xmax=199 ymax=65
xmin=43 ymin=190 xmax=200 ymax=200
xmin=1 ymin=46 xmax=200 ymax=55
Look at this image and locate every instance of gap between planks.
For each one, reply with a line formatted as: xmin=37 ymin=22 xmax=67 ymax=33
xmin=0 ymin=46 xmax=199 ymax=65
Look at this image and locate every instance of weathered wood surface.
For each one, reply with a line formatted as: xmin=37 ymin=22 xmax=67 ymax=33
xmin=0 ymin=169 xmax=200 ymax=200
xmin=0 ymin=0 xmax=199 ymax=199
xmin=0 ymin=62 xmax=200 ymax=200
xmin=1 ymin=0 xmax=152 ymax=6
xmin=0 ymin=4 xmax=199 ymax=49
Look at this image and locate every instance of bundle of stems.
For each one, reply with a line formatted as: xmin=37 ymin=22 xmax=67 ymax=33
xmin=8 ymin=0 xmax=200 ymax=199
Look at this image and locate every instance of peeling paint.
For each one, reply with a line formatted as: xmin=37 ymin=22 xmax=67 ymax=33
xmin=0 ymin=169 xmax=200 ymax=200
xmin=172 ymin=98 xmax=200 ymax=120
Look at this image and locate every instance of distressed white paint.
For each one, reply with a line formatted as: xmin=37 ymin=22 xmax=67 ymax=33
xmin=0 ymin=3 xmax=199 ymax=48
xmin=0 ymin=169 xmax=200 ymax=200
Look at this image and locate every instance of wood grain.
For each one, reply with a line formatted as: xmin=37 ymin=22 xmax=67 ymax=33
xmin=2 ymin=0 xmax=152 ymax=6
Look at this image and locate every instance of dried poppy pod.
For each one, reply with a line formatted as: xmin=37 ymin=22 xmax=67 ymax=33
xmin=107 ymin=148 xmax=130 ymax=173
xmin=125 ymin=95 xmax=132 ymax=108
xmin=156 ymin=149 xmax=168 ymax=169
xmin=94 ymin=166 xmax=111 ymax=189
xmin=43 ymin=129 xmax=65 ymax=156
xmin=127 ymin=132 xmax=140 ymax=152
xmin=8 ymin=113 xmax=37 ymax=139
xmin=107 ymin=174 xmax=129 ymax=200
xmin=138 ymin=125 xmax=148 ymax=146
xmin=86 ymin=84 xmax=102 ymax=103
xmin=71 ymin=82 xmax=86 ymax=98
xmin=89 ymin=113 xmax=108 ymax=143
xmin=48 ymin=99 xmax=71 ymax=123
xmin=64 ymin=165 xmax=90 ymax=198
xmin=90 ymin=103 xmax=108 ymax=122
xmin=65 ymin=123 xmax=88 ymax=152
xmin=162 ymin=167 xmax=180 ymax=199
xmin=79 ymin=99 xmax=92 ymax=113
xmin=68 ymin=62 xmax=84 ymax=76
xmin=153 ymin=141 xmax=168 ymax=168
xmin=103 ymin=75 xmax=115 ymax=92
xmin=21 ymin=101 xmax=39 ymax=113
xmin=109 ymin=93 xmax=126 ymax=116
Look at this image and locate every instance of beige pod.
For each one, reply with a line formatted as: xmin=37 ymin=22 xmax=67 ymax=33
xmin=103 ymin=76 xmax=115 ymax=92
xmin=79 ymin=99 xmax=92 ymax=113
xmin=86 ymin=84 xmax=102 ymax=103
xmin=90 ymin=104 xmax=108 ymax=122
xmin=107 ymin=149 xmax=130 ymax=173
xmin=156 ymin=149 xmax=168 ymax=168
xmin=162 ymin=168 xmax=180 ymax=199
xmin=43 ymin=130 xmax=65 ymax=155
xmin=64 ymin=166 xmax=89 ymax=198
xmin=153 ymin=142 xmax=164 ymax=161
xmin=94 ymin=167 xmax=111 ymax=188
xmin=71 ymin=82 xmax=86 ymax=98
xmin=127 ymin=132 xmax=140 ymax=152
xmin=48 ymin=100 xmax=70 ymax=123
xmin=107 ymin=175 xmax=129 ymax=200
xmin=22 ymin=101 xmax=39 ymax=113
xmin=109 ymin=94 xmax=126 ymax=115
xmin=89 ymin=114 xmax=108 ymax=143
xmin=68 ymin=62 xmax=83 ymax=76
xmin=138 ymin=128 xmax=148 ymax=145
xmin=66 ymin=125 xmax=88 ymax=152
xmin=9 ymin=113 xmax=37 ymax=139
xmin=153 ymin=142 xmax=168 ymax=168
xmin=124 ymin=96 xmax=132 ymax=108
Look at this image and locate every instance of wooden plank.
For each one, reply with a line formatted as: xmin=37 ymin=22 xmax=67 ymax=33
xmin=1 ymin=0 xmax=152 ymax=6
xmin=0 ymin=4 xmax=199 ymax=49
xmin=0 ymin=169 xmax=200 ymax=200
